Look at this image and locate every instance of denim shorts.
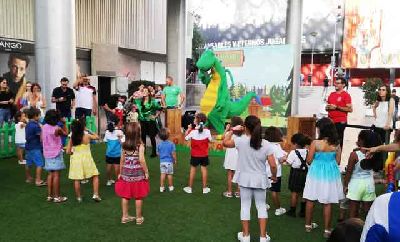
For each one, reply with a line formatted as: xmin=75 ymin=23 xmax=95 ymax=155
xmin=15 ymin=143 xmax=25 ymax=149
xmin=44 ymin=152 xmax=65 ymax=171
xmin=160 ymin=162 xmax=174 ymax=175
xmin=26 ymin=149 xmax=44 ymax=167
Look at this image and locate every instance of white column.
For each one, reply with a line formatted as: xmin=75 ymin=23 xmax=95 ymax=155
xmin=35 ymin=0 xmax=76 ymax=109
xmin=167 ymin=0 xmax=186 ymax=103
xmin=286 ymin=0 xmax=303 ymax=115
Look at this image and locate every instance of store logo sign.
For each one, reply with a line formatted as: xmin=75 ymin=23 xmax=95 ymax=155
xmin=0 ymin=40 xmax=23 ymax=51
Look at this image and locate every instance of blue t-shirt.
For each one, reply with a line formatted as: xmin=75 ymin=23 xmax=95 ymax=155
xmin=25 ymin=120 xmax=42 ymax=150
xmin=157 ymin=140 xmax=176 ymax=163
xmin=103 ymin=129 xmax=125 ymax=158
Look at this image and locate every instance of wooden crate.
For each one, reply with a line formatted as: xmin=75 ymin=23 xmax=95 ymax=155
xmin=166 ymin=109 xmax=182 ymax=134
xmin=170 ymin=133 xmax=185 ymax=145
xmin=248 ymin=104 xmax=262 ymax=117
xmin=286 ymin=116 xmax=316 ymax=146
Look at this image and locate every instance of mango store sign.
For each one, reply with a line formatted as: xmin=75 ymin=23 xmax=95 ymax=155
xmin=0 ymin=38 xmax=33 ymax=53
xmin=204 ymin=37 xmax=286 ymax=49
xmin=215 ymin=50 xmax=244 ymax=67
xmin=0 ymin=40 xmax=23 ymax=51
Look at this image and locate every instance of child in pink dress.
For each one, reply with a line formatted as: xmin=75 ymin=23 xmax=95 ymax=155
xmin=115 ymin=122 xmax=150 ymax=224
xmin=42 ymin=109 xmax=68 ymax=203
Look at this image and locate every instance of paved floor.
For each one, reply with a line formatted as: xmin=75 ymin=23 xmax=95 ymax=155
xmin=299 ymin=86 xmax=398 ymax=170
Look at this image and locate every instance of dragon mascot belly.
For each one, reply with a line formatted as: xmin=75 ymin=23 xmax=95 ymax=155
xmin=196 ymin=49 xmax=256 ymax=134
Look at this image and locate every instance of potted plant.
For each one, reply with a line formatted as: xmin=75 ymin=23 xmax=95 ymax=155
xmin=360 ymin=78 xmax=383 ymax=117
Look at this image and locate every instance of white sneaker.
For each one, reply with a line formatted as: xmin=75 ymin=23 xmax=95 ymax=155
xmin=18 ymin=160 xmax=26 ymax=165
xmin=106 ymin=180 xmax=113 ymax=186
xmin=202 ymin=187 xmax=211 ymax=194
xmin=160 ymin=187 xmax=165 ymax=192
xmin=110 ymin=179 xmax=115 ymax=184
xmin=266 ymin=204 xmax=270 ymax=210
xmin=183 ymin=186 xmax=192 ymax=194
xmin=81 ymin=179 xmax=89 ymax=184
xmin=275 ymin=207 xmax=287 ymax=216
xmin=260 ymin=235 xmax=271 ymax=242
xmin=237 ymin=232 xmax=250 ymax=242
xmin=168 ymin=186 xmax=174 ymax=192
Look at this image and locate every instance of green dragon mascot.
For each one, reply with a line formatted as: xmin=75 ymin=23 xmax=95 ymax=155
xmin=196 ymin=49 xmax=256 ymax=134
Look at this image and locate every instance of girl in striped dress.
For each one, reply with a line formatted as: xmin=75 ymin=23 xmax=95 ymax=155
xmin=115 ymin=123 xmax=149 ymax=224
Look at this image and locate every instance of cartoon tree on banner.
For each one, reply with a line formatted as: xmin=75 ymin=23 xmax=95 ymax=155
xmin=285 ymin=68 xmax=293 ymax=116
xmin=270 ymin=85 xmax=288 ymax=117
xmin=230 ymin=83 xmax=247 ymax=100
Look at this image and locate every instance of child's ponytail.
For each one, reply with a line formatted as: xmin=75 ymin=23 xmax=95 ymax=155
xmin=245 ymin=115 xmax=262 ymax=150
xmin=195 ymin=112 xmax=207 ymax=134
xmin=199 ymin=122 xmax=204 ymax=133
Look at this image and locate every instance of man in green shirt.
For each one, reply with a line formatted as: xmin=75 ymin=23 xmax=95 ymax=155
xmin=162 ymin=76 xmax=185 ymax=109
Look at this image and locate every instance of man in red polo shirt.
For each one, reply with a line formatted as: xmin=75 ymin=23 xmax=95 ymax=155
xmin=326 ymin=77 xmax=353 ymax=147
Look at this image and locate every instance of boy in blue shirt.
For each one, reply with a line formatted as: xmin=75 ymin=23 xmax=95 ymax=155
xmin=157 ymin=128 xmax=176 ymax=192
xmin=25 ymin=107 xmax=46 ymax=186
xmin=103 ymin=122 xmax=125 ymax=186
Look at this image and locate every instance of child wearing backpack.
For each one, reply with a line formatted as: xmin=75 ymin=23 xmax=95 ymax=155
xmin=286 ymin=133 xmax=311 ymax=217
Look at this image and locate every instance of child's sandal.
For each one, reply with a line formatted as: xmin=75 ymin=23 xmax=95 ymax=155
xmin=35 ymin=181 xmax=47 ymax=187
xmin=305 ymin=223 xmax=318 ymax=232
xmin=136 ymin=217 xmax=144 ymax=225
xmin=46 ymin=196 xmax=53 ymax=202
xmin=222 ymin=191 xmax=233 ymax=198
xmin=323 ymin=229 xmax=332 ymax=238
xmin=53 ymin=196 xmax=68 ymax=203
xmin=234 ymin=191 xmax=240 ymax=198
xmin=121 ymin=216 xmax=135 ymax=224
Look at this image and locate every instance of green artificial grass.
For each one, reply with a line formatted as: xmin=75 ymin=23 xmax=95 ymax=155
xmin=0 ymin=144 xmax=370 ymax=242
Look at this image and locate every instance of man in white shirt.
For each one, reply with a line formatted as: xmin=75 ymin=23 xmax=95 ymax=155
xmin=73 ymin=76 xmax=97 ymax=119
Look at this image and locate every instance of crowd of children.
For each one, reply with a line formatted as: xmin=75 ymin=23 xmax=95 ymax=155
xmin=221 ymin=116 xmax=392 ymax=242
xmin=13 ymin=105 xmax=398 ymax=241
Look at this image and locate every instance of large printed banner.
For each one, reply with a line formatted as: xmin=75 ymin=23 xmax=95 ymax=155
xmin=215 ymin=45 xmax=293 ymax=128
xmin=342 ymin=0 xmax=400 ymax=68
xmin=191 ymin=0 xmax=344 ymax=51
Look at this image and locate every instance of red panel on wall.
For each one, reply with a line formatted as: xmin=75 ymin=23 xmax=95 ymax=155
xmin=301 ymin=64 xmax=330 ymax=86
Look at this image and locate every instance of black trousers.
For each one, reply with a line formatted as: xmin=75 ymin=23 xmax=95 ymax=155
xmin=140 ymin=120 xmax=157 ymax=155
xmin=335 ymin=122 xmax=347 ymax=148
xmin=373 ymin=127 xmax=391 ymax=145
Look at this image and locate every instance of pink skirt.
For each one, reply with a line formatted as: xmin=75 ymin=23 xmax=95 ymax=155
xmin=115 ymin=179 xmax=150 ymax=200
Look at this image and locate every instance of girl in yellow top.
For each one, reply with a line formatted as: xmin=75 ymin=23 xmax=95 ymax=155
xmin=66 ymin=118 xmax=101 ymax=202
